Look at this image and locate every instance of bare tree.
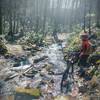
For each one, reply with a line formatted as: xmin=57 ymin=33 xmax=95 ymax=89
xmin=0 ymin=0 xmax=2 ymax=34
xmin=96 ymin=0 xmax=100 ymax=27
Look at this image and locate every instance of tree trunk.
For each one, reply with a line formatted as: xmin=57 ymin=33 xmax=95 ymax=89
xmin=69 ymin=0 xmax=76 ymax=32
xmin=83 ymin=0 xmax=86 ymax=32
xmin=0 ymin=3 xmax=2 ymax=35
xmin=96 ymin=0 xmax=100 ymax=27
xmin=63 ymin=0 xmax=68 ymax=27
xmin=35 ymin=0 xmax=39 ymax=33
xmin=13 ymin=12 xmax=16 ymax=33
xmin=42 ymin=0 xmax=49 ymax=37
xmin=16 ymin=19 xmax=19 ymax=33
xmin=88 ymin=0 xmax=92 ymax=35
xmin=9 ymin=13 xmax=13 ymax=35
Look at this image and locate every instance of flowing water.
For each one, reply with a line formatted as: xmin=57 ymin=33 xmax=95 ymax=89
xmin=45 ymin=43 xmax=67 ymax=72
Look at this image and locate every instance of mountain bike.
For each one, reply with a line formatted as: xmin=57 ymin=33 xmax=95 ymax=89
xmin=61 ymin=51 xmax=100 ymax=93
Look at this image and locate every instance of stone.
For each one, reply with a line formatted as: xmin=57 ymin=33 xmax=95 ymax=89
xmin=15 ymin=87 xmax=41 ymax=97
xmin=34 ymin=56 xmax=48 ymax=63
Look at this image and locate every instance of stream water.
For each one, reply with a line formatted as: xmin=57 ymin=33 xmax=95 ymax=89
xmin=45 ymin=43 xmax=67 ymax=72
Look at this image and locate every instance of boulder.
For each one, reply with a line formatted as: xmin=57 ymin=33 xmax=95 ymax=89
xmin=15 ymin=87 xmax=41 ymax=97
xmin=34 ymin=56 xmax=48 ymax=63
xmin=6 ymin=44 xmax=24 ymax=56
xmin=54 ymin=95 xmax=77 ymax=100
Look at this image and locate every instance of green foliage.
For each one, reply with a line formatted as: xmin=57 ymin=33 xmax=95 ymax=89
xmin=0 ymin=40 xmax=7 ymax=55
xmin=96 ymin=32 xmax=100 ymax=37
xmin=17 ymin=32 xmax=44 ymax=46
xmin=66 ymin=32 xmax=81 ymax=52
xmin=72 ymin=24 xmax=82 ymax=33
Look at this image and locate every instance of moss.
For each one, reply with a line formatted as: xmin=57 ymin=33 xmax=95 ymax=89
xmin=15 ymin=87 xmax=41 ymax=97
xmin=0 ymin=41 xmax=7 ymax=55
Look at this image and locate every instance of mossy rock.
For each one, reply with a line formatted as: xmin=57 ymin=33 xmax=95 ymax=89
xmin=0 ymin=42 xmax=7 ymax=55
xmin=6 ymin=44 xmax=23 ymax=55
xmin=15 ymin=87 xmax=41 ymax=97
xmin=54 ymin=95 xmax=75 ymax=100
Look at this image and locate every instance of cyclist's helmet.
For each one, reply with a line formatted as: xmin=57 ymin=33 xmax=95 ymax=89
xmin=80 ymin=31 xmax=89 ymax=41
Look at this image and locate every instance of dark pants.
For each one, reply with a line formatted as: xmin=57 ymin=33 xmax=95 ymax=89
xmin=78 ymin=55 xmax=90 ymax=77
xmin=78 ymin=55 xmax=89 ymax=67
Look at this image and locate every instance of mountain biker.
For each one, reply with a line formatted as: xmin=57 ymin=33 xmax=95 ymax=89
xmin=78 ymin=31 xmax=93 ymax=77
xmin=78 ymin=31 xmax=92 ymax=67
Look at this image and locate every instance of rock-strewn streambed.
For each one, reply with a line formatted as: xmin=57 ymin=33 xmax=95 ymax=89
xmin=0 ymin=36 xmax=100 ymax=100
xmin=0 ymin=42 xmax=68 ymax=99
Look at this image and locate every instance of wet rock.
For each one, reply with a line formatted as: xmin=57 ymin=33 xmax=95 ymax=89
xmin=13 ymin=55 xmax=30 ymax=67
xmin=43 ymin=63 xmax=53 ymax=70
xmin=34 ymin=56 xmax=48 ymax=63
xmin=0 ymin=80 xmax=5 ymax=88
xmin=43 ymin=93 xmax=54 ymax=100
xmin=0 ymin=81 xmax=14 ymax=96
xmin=23 ymin=44 xmax=42 ymax=55
xmin=0 ymin=68 xmax=16 ymax=81
xmin=4 ymin=73 xmax=18 ymax=82
xmin=6 ymin=44 xmax=24 ymax=56
xmin=11 ymin=64 xmax=31 ymax=71
xmin=23 ymin=70 xmax=38 ymax=78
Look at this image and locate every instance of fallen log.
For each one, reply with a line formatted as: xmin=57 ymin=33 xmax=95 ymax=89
xmin=4 ymin=73 xmax=18 ymax=82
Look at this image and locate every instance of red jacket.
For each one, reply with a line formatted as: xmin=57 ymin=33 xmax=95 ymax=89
xmin=80 ymin=40 xmax=91 ymax=55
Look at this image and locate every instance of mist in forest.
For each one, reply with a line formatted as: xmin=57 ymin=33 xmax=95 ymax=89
xmin=0 ymin=0 xmax=99 ymax=35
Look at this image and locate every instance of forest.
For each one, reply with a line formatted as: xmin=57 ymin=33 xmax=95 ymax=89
xmin=0 ymin=0 xmax=100 ymax=100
